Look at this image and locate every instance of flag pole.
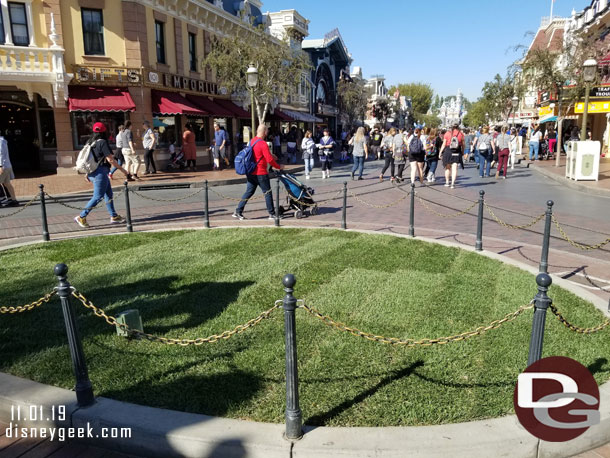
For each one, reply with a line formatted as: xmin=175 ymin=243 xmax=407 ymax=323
xmin=550 ymin=0 xmax=554 ymax=20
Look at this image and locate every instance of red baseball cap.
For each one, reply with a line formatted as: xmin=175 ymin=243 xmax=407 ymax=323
xmin=92 ymin=122 xmax=107 ymax=133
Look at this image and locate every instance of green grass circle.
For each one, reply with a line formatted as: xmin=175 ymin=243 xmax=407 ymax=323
xmin=2 ymin=228 xmax=609 ymax=427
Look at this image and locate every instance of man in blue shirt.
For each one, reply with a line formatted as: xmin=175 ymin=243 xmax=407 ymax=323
xmin=213 ymin=123 xmax=229 ymax=170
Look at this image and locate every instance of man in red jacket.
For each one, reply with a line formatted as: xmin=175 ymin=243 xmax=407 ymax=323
xmin=232 ymin=124 xmax=284 ymax=220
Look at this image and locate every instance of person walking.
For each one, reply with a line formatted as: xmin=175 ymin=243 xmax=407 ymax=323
xmin=509 ymin=127 xmax=519 ymax=169
xmin=109 ymin=125 xmax=127 ymax=180
xmin=349 ymin=127 xmax=369 ymax=180
xmin=439 ymin=124 xmax=464 ymax=188
xmin=318 ymin=128 xmax=335 ymax=179
xmin=392 ymin=128 xmax=406 ymax=183
xmin=463 ymin=128 xmax=474 ymax=162
xmin=518 ymin=125 xmax=527 ymax=154
xmin=74 ymin=122 xmax=130 ymax=228
xmin=213 ymin=122 xmax=229 ymax=169
xmin=370 ymin=127 xmax=383 ymax=160
xmin=472 ymin=126 xmax=493 ymax=178
xmin=494 ymin=126 xmax=511 ymax=179
xmin=232 ymin=124 xmax=284 ymax=221
xmin=286 ymin=126 xmax=298 ymax=164
xmin=122 ymin=121 xmax=142 ymax=180
xmin=424 ymin=128 xmax=440 ymax=183
xmin=0 ymin=134 xmax=18 ymax=206
xmin=301 ymin=130 xmax=315 ymax=180
xmin=529 ymin=124 xmax=542 ymax=161
xmin=379 ymin=127 xmax=396 ymax=182
xmin=408 ymin=128 xmax=426 ymax=185
xmin=182 ymin=123 xmax=197 ymax=171
xmin=142 ymin=120 xmax=157 ymax=175
xmin=546 ymin=126 xmax=557 ymax=160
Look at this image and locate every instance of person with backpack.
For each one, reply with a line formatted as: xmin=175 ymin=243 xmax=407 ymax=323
xmin=379 ymin=127 xmax=396 ymax=182
xmin=232 ymin=124 xmax=284 ymax=221
xmin=424 ymin=128 xmax=440 ymax=183
xmin=529 ymin=124 xmax=542 ymax=161
xmin=370 ymin=127 xmax=383 ymax=160
xmin=408 ymin=128 xmax=426 ymax=185
xmin=392 ymin=128 xmax=406 ymax=183
xmin=74 ymin=122 xmax=130 ymax=228
xmin=301 ymin=130 xmax=315 ymax=180
xmin=472 ymin=126 xmax=493 ymax=178
xmin=349 ymin=127 xmax=369 ymax=180
xmin=494 ymin=125 xmax=511 ymax=179
xmin=318 ymin=128 xmax=335 ymax=179
xmin=440 ymin=124 xmax=465 ymax=188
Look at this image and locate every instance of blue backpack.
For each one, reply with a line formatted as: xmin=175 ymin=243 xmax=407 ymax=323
xmin=235 ymin=139 xmax=263 ymax=175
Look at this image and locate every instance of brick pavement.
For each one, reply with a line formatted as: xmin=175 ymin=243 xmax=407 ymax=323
xmin=530 ymin=157 xmax=610 ymax=196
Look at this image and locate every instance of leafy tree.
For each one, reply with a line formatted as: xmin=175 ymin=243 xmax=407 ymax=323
xmin=463 ymin=99 xmax=491 ymax=127
xmin=418 ymin=113 xmax=441 ymax=128
xmin=480 ymin=73 xmax=520 ymax=123
xmin=337 ymin=77 xmax=368 ymax=128
xmin=388 ymin=82 xmax=434 ymax=115
xmin=203 ymin=27 xmax=311 ymax=127
xmin=372 ymin=98 xmax=392 ymax=125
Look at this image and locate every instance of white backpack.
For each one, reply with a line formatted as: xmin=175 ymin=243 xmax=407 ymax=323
xmin=74 ymin=140 xmax=101 ymax=174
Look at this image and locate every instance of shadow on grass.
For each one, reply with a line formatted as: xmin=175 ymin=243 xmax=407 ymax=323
xmin=305 ymin=360 xmax=424 ymax=426
xmin=588 ymin=358 xmax=609 ymax=375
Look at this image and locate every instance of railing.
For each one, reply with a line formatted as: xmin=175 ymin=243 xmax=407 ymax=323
xmin=0 ymin=45 xmax=63 ymax=76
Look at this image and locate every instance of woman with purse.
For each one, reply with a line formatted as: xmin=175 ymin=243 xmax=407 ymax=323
xmin=424 ymin=128 xmax=440 ymax=183
xmin=379 ymin=128 xmax=396 ymax=182
xmin=472 ymin=126 xmax=494 ymax=178
xmin=301 ymin=130 xmax=315 ymax=180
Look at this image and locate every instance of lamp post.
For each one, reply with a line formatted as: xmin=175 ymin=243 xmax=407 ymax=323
xmin=246 ymin=63 xmax=259 ymax=139
xmin=581 ymin=58 xmax=598 ymax=141
xmin=485 ymin=112 xmax=489 ymax=126
xmin=511 ymin=96 xmax=519 ymax=129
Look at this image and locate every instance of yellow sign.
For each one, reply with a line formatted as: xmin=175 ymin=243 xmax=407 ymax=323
xmin=575 ymin=100 xmax=610 ymax=113
xmin=538 ymin=105 xmax=556 ymax=117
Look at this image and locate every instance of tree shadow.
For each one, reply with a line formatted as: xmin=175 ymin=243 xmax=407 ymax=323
xmin=305 ymin=360 xmax=424 ymax=426
xmin=588 ymin=358 xmax=609 ymax=375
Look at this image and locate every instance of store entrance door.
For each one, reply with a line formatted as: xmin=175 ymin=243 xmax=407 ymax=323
xmin=0 ymin=101 xmax=39 ymax=171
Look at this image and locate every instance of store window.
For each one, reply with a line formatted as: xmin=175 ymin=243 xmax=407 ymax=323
xmin=39 ymin=111 xmax=56 ymax=149
xmin=188 ymin=32 xmax=197 ymax=72
xmin=71 ymin=112 xmax=128 ymax=148
xmin=153 ymin=115 xmax=176 ymax=147
xmin=155 ymin=21 xmax=165 ymax=64
xmin=186 ymin=116 xmax=209 ymax=145
xmin=82 ymin=8 xmax=104 ymax=56
xmin=0 ymin=9 xmax=5 ymax=45
xmin=8 ymin=2 xmax=28 ymax=47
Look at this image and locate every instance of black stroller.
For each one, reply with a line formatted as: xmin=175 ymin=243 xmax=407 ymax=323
xmin=278 ymin=172 xmax=318 ymax=218
xmin=166 ymin=150 xmax=186 ymax=170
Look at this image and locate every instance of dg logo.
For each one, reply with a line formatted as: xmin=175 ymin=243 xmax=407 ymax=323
xmin=514 ymin=356 xmax=600 ymax=442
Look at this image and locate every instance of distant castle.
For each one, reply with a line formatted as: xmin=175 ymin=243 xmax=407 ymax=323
xmin=438 ymin=89 xmax=466 ymax=127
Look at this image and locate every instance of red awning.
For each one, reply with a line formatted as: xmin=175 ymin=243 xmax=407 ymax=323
xmin=68 ymin=86 xmax=136 ymax=112
xmin=186 ymin=94 xmax=234 ymax=117
xmin=214 ymin=99 xmax=251 ymax=119
xmin=266 ymin=109 xmax=292 ymax=122
xmin=152 ymin=90 xmax=207 ymax=116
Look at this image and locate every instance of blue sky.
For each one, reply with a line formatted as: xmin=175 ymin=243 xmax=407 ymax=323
xmin=261 ymin=0 xmax=590 ymax=101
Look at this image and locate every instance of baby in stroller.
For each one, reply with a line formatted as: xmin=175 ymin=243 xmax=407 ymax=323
xmin=167 ymin=142 xmax=186 ymax=170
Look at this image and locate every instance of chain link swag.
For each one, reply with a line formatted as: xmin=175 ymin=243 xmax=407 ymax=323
xmin=131 ymin=188 xmax=204 ymax=202
xmin=45 ymin=191 xmax=123 ymax=211
xmin=552 ymin=216 xmax=610 ymax=251
xmin=349 ymin=191 xmax=408 ymax=209
xmin=549 ymin=304 xmax=610 ymax=334
xmin=0 ymin=195 xmax=39 ymax=218
xmin=0 ymin=291 xmax=57 ymax=314
xmin=416 ymin=195 xmax=478 ymax=218
xmin=484 ymin=204 xmax=545 ymax=230
xmin=209 ymin=188 xmax=272 ymax=203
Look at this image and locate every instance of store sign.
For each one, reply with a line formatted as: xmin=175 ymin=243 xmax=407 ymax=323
xmin=145 ymin=70 xmax=218 ymax=96
xmin=516 ymin=111 xmax=534 ymax=118
xmin=317 ymin=103 xmax=338 ymax=116
xmin=575 ymin=100 xmax=610 ymax=113
xmin=590 ymin=86 xmax=610 ymax=98
xmin=73 ymin=66 xmax=141 ymax=84
xmin=538 ymin=106 xmax=556 ymax=117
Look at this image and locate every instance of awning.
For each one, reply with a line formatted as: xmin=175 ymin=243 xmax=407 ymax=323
xmin=152 ymin=90 xmax=207 ymax=116
xmin=281 ymin=108 xmax=323 ymax=123
xmin=214 ymin=99 xmax=251 ymax=119
xmin=186 ymin=94 xmax=234 ymax=117
xmin=68 ymin=86 xmax=136 ymax=112
xmin=266 ymin=109 xmax=292 ymax=122
xmin=540 ymin=115 xmax=557 ymax=123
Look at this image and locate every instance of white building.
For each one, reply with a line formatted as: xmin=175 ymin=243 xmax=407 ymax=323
xmin=438 ymin=89 xmax=466 ymax=127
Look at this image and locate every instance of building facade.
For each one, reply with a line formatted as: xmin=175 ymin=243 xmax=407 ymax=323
xmin=438 ymin=89 xmax=466 ymax=127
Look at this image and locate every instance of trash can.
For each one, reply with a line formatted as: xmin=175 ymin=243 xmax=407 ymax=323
xmin=565 ymin=141 xmax=601 ymax=181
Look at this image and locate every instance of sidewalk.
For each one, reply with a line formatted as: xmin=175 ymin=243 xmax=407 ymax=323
xmin=11 ymin=165 xmax=304 ymax=199
xmin=529 ymin=157 xmax=610 ymax=197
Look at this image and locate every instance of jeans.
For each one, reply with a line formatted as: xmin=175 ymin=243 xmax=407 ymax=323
xmin=424 ymin=159 xmax=438 ymax=177
xmin=304 ymin=156 xmax=314 ymax=175
xmin=352 ymin=156 xmax=365 ymax=177
xmin=381 ymin=155 xmax=394 ymax=177
xmin=474 ymin=149 xmax=480 ymax=166
xmin=479 ymin=150 xmax=492 ymax=177
xmin=80 ymin=166 xmax=117 ymax=218
xmin=144 ymin=148 xmax=156 ymax=173
xmin=235 ymin=173 xmax=275 ymax=216
xmin=529 ymin=141 xmax=539 ymax=160
xmin=109 ymin=158 xmax=123 ymax=176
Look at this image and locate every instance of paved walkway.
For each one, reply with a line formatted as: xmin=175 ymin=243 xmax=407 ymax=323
xmin=530 ymin=157 xmax=610 ymax=197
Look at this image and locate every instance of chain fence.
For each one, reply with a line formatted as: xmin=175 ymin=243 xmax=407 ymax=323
xmin=287 ymin=189 xmax=343 ymax=208
xmin=0 ymin=195 xmax=39 ymax=218
xmin=0 ymin=290 xmax=57 ymax=314
xmin=130 ymin=188 xmax=204 ymax=203
xmin=552 ymin=216 xmax=610 ymax=251
xmin=349 ymin=191 xmax=408 ymax=209
xmin=300 ymin=300 xmax=534 ymax=347
xmin=209 ymin=187 xmax=272 ymax=203
xmin=484 ymin=204 xmax=546 ymax=230
xmin=45 ymin=191 xmax=124 ymax=211
xmin=416 ymin=195 xmax=478 ymax=218
xmin=549 ymin=304 xmax=610 ymax=334
xmin=71 ymin=289 xmax=280 ymax=345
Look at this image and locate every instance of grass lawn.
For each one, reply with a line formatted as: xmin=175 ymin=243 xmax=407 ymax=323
xmin=1 ymin=228 xmax=609 ymax=427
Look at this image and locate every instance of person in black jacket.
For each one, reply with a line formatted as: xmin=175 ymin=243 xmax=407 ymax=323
xmin=74 ymin=122 xmax=131 ymax=228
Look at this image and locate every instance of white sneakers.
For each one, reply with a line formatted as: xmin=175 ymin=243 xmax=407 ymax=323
xmin=305 ymin=175 xmax=310 ymax=180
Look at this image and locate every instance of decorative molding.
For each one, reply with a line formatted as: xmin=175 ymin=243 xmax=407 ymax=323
xmin=153 ymin=10 xmax=167 ymax=22
xmin=78 ymin=0 xmax=105 ymax=8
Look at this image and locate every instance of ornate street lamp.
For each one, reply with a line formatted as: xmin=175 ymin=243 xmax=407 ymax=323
xmin=511 ymin=96 xmax=519 ymax=128
xmin=581 ymin=58 xmax=598 ymax=140
xmin=246 ymin=63 xmax=259 ymax=137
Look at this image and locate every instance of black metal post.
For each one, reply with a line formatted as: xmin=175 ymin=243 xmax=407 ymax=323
xmin=539 ymin=200 xmax=554 ymax=274
xmin=204 ymin=180 xmax=210 ymax=229
xmin=341 ymin=182 xmax=347 ymax=230
xmin=39 ymin=184 xmax=50 ymax=242
xmin=527 ymin=273 xmax=553 ymax=367
xmin=123 ymin=181 xmax=133 ymax=233
xmin=282 ymin=274 xmax=302 ymax=440
xmin=409 ymin=183 xmax=415 ymax=237
xmin=275 ymin=177 xmax=281 ymax=227
xmin=54 ymin=263 xmax=94 ymax=407
xmin=475 ymin=190 xmax=485 ymax=252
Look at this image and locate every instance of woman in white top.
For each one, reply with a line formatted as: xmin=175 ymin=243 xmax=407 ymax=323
xmin=301 ymin=130 xmax=316 ymax=180
xmin=509 ymin=128 xmax=519 ymax=170
xmin=529 ymin=125 xmax=542 ymax=161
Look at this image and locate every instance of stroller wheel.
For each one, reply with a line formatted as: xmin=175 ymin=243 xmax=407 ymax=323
xmin=295 ymin=210 xmax=304 ymax=219
xmin=310 ymin=205 xmax=318 ymax=216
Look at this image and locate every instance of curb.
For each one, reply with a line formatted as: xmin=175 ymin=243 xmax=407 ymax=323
xmin=1 ymin=227 xmax=610 ymax=457
xmin=529 ymin=164 xmax=610 ymax=198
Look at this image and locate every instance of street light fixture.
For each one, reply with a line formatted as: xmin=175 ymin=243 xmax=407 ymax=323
xmin=511 ymin=96 xmax=519 ymax=128
xmin=581 ymin=57 xmax=598 ymax=141
xmin=246 ymin=63 xmax=259 ymax=138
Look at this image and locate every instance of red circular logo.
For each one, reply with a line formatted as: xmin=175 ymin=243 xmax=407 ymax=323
xmin=514 ymin=356 xmax=600 ymax=442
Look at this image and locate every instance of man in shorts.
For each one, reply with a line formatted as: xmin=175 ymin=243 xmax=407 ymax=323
xmin=0 ymin=134 xmax=18 ymax=207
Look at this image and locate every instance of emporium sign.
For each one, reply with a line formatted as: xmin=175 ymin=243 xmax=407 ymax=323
xmin=72 ymin=66 xmax=219 ymax=96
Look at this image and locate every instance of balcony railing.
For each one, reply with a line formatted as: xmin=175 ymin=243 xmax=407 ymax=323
xmin=0 ymin=45 xmax=62 ymax=77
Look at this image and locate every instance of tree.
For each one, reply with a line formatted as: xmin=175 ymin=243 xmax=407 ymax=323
xmin=203 ymin=26 xmax=311 ymax=127
xmin=480 ymin=73 xmax=520 ymax=123
xmin=388 ymin=82 xmax=434 ymax=116
xmin=372 ymin=98 xmax=392 ymax=125
xmin=337 ymin=77 xmax=368 ymax=128
xmin=418 ymin=113 xmax=441 ymax=128
xmin=463 ymin=99 xmax=491 ymax=127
